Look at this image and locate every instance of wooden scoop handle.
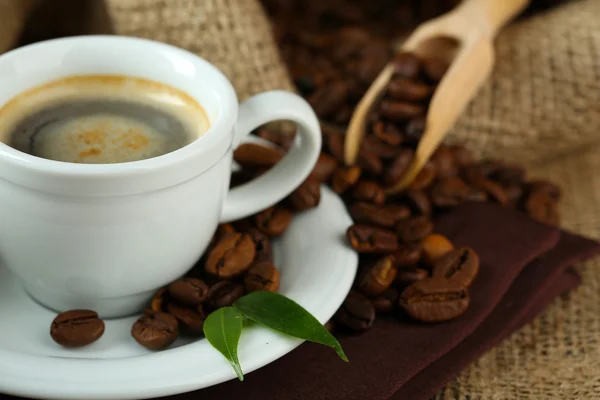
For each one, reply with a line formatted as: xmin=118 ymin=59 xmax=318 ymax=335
xmin=449 ymin=0 xmax=530 ymax=38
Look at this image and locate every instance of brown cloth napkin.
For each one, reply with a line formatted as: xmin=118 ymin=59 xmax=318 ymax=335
xmin=159 ymin=203 xmax=599 ymax=400
xmin=0 ymin=206 xmax=597 ymax=400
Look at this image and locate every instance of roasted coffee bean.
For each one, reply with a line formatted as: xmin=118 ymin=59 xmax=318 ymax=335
xmin=505 ymin=184 xmax=524 ymax=205
xmin=151 ymin=287 xmax=168 ymax=312
xmin=255 ymin=206 xmax=294 ymax=236
xmin=449 ymin=144 xmax=475 ymax=168
xmin=422 ymin=58 xmax=449 ymax=82
xmin=168 ymin=278 xmax=209 ymax=306
xmin=308 ymin=80 xmax=348 ymax=118
xmin=207 ymin=281 xmax=245 ymax=310
xmin=431 ymin=145 xmax=458 ymax=178
xmin=324 ymin=320 xmax=336 ymax=333
xmin=326 ymin=129 xmax=345 ymax=161
xmin=409 ymin=161 xmax=436 ymax=190
xmin=350 ymin=202 xmax=410 ymax=228
xmin=335 ymin=291 xmax=376 ymax=331
xmin=205 ymin=232 xmax=255 ymax=278
xmin=372 ymin=121 xmax=403 ymax=146
xmin=395 ymin=267 xmax=429 ymax=287
xmin=333 ymin=106 xmax=353 ymax=125
xmin=347 ymin=224 xmax=399 ymax=254
xmin=525 ymin=191 xmax=560 ymax=226
xmin=233 ymin=143 xmax=284 ymax=169
xmin=391 ymin=52 xmax=422 ymax=79
xmin=308 ymin=152 xmax=338 ymax=182
xmin=352 ymin=180 xmax=386 ymax=205
xmin=528 ymin=180 xmax=562 ymax=201
xmin=402 ymin=189 xmax=432 ymax=216
xmin=392 ymin=243 xmax=423 ymax=268
xmin=421 ymin=234 xmax=455 ymax=267
xmin=387 ymin=77 xmax=433 ymax=101
xmin=399 ymin=277 xmax=470 ymax=323
xmin=216 ymin=223 xmax=236 ymax=240
xmin=357 ymin=255 xmax=397 ymax=296
xmin=246 ymin=227 xmax=273 ymax=262
xmin=465 ymin=189 xmax=488 ymax=203
xmin=50 ymin=309 xmax=105 ymax=348
xmin=490 ymin=165 xmax=526 ymax=187
xmin=287 ymin=179 xmax=321 ymax=211
xmin=166 ymin=302 xmax=205 ymax=335
xmin=131 ymin=310 xmax=178 ymax=350
xmin=256 ymin=127 xmax=295 ymax=151
xmin=244 ymin=261 xmax=281 ymax=293
xmin=357 ymin=147 xmax=383 ymax=175
xmin=433 ymin=247 xmax=480 ymax=287
xmin=405 ymin=116 xmax=426 ymax=144
xmin=396 ymin=216 xmax=434 ymax=243
xmin=363 ymin=135 xmax=399 ymax=160
xmin=332 ymin=166 xmax=362 ymax=194
xmin=470 ymin=177 xmax=509 ymax=206
xmin=431 ymin=177 xmax=471 ymax=207
xmin=371 ymin=287 xmax=399 ymax=313
xmin=379 ymin=100 xmax=425 ymax=121
xmin=383 ymin=149 xmax=414 ymax=187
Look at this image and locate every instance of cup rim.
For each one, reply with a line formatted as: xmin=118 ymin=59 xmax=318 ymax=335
xmin=0 ymin=35 xmax=238 ymax=180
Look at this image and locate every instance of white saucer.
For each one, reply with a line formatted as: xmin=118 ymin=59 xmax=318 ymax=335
xmin=0 ymin=185 xmax=357 ymax=400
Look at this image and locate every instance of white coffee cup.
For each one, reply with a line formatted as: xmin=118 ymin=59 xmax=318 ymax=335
xmin=0 ymin=36 xmax=322 ymax=318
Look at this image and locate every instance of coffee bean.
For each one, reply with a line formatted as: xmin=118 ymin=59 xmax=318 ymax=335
xmin=352 ymin=180 xmax=386 ymax=205
xmin=246 ymin=227 xmax=273 ymax=262
xmin=387 ymin=77 xmax=433 ymax=101
xmin=357 ymin=147 xmax=383 ymax=175
xmin=335 ymin=291 xmax=376 ymax=331
xmin=402 ymin=189 xmax=432 ymax=216
xmin=395 ymin=267 xmax=429 ymax=287
xmin=525 ymin=191 xmax=560 ymax=226
xmin=490 ymin=165 xmax=526 ymax=187
xmin=168 ymin=278 xmax=209 ymax=306
xmin=396 ymin=216 xmax=434 ymax=243
xmin=392 ymin=243 xmax=423 ymax=268
xmin=405 ymin=116 xmax=426 ymax=144
xmin=372 ymin=121 xmax=403 ymax=146
xmin=256 ymin=127 xmax=295 ymax=151
xmin=528 ymin=180 xmax=562 ymax=201
xmin=326 ymin=129 xmax=345 ymax=161
xmin=383 ymin=149 xmax=414 ymax=187
xmin=255 ymin=206 xmax=294 ymax=236
xmin=308 ymin=152 xmax=338 ymax=182
xmin=347 ymin=224 xmax=399 ymax=253
xmin=166 ymin=302 xmax=205 ymax=335
xmin=132 ymin=310 xmax=178 ymax=350
xmin=470 ymin=177 xmax=509 ymax=206
xmin=50 ymin=309 xmax=105 ymax=348
xmin=324 ymin=320 xmax=336 ymax=333
xmin=409 ymin=160 xmax=436 ymax=190
xmin=350 ymin=202 xmax=410 ymax=228
xmin=363 ymin=135 xmax=399 ymax=160
xmin=151 ymin=287 xmax=168 ymax=312
xmin=357 ymin=255 xmax=397 ymax=296
xmin=233 ymin=143 xmax=284 ymax=169
xmin=244 ymin=261 xmax=281 ymax=293
xmin=399 ymin=277 xmax=470 ymax=323
xmin=207 ymin=281 xmax=245 ymax=310
xmin=505 ymin=184 xmax=524 ymax=205
xmin=205 ymin=232 xmax=256 ymax=279
xmin=431 ymin=177 xmax=471 ymax=207
xmin=391 ymin=52 xmax=422 ymax=79
xmin=421 ymin=234 xmax=455 ymax=267
xmin=371 ymin=287 xmax=399 ymax=313
xmin=308 ymin=80 xmax=348 ymax=118
xmin=431 ymin=145 xmax=458 ymax=178
xmin=332 ymin=166 xmax=362 ymax=194
xmin=287 ymin=179 xmax=321 ymax=211
xmin=379 ymin=100 xmax=425 ymax=120
xmin=433 ymin=247 xmax=480 ymax=287
xmin=449 ymin=144 xmax=475 ymax=168
xmin=216 ymin=223 xmax=236 ymax=240
xmin=422 ymin=58 xmax=449 ymax=83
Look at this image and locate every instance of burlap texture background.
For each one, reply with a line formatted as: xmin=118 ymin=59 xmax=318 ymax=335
xmin=1 ymin=0 xmax=599 ymax=398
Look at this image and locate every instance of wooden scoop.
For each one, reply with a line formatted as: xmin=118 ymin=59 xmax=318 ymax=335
xmin=344 ymin=0 xmax=530 ymax=193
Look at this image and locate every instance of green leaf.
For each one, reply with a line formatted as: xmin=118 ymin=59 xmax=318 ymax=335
xmin=234 ymin=291 xmax=348 ymax=362
xmin=203 ymin=306 xmax=245 ymax=381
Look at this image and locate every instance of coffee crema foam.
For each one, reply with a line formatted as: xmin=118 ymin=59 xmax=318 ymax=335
xmin=0 ymin=75 xmax=209 ymax=164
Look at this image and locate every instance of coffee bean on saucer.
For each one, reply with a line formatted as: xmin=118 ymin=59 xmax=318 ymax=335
xmin=245 ymin=227 xmax=273 ymax=262
xmin=207 ymin=281 xmax=245 ymax=310
xmin=151 ymin=287 xmax=168 ymax=312
xmin=166 ymin=302 xmax=205 ymax=335
xmin=347 ymin=224 xmax=399 ymax=254
xmin=244 ymin=261 xmax=281 ymax=293
xmin=396 ymin=216 xmax=434 ymax=243
xmin=335 ymin=291 xmax=375 ymax=332
xmin=168 ymin=278 xmax=209 ymax=306
xmin=432 ymin=247 xmax=480 ymax=287
xmin=255 ymin=206 xmax=294 ymax=237
xmin=50 ymin=309 xmax=105 ymax=348
xmin=205 ymin=232 xmax=256 ymax=279
xmin=371 ymin=287 xmax=399 ymax=313
xmin=399 ymin=277 xmax=470 ymax=323
xmin=357 ymin=255 xmax=397 ymax=296
xmin=132 ymin=310 xmax=178 ymax=350
xmin=421 ymin=234 xmax=455 ymax=267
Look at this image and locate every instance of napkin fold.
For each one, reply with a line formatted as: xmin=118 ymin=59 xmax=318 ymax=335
xmin=168 ymin=203 xmax=599 ymax=400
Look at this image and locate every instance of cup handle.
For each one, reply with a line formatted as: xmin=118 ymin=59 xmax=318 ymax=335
xmin=220 ymin=90 xmax=322 ymax=223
